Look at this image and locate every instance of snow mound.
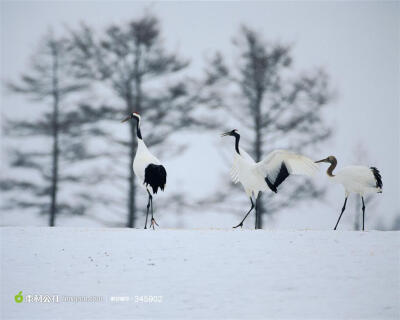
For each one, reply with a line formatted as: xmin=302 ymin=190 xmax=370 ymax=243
xmin=1 ymin=227 xmax=399 ymax=319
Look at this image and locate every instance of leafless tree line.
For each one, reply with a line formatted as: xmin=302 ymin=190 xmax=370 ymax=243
xmin=1 ymin=14 xmax=334 ymax=228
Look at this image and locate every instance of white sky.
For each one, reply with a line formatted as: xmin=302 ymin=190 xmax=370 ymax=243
xmin=1 ymin=1 xmax=399 ymax=229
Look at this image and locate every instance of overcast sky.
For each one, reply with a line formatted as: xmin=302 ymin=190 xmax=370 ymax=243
xmin=1 ymin=1 xmax=399 ymax=229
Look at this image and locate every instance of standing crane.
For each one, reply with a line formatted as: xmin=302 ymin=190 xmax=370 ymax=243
xmin=221 ymin=129 xmax=318 ymax=229
xmin=315 ymin=156 xmax=382 ymax=231
xmin=122 ymin=112 xmax=167 ymax=229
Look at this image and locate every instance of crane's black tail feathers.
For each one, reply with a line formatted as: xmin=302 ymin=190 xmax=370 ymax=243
xmin=370 ymin=167 xmax=383 ymax=191
xmin=144 ymin=164 xmax=167 ymax=194
xmin=265 ymin=162 xmax=290 ymax=193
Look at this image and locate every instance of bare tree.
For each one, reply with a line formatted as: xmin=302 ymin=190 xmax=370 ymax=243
xmin=1 ymin=30 xmax=98 ymax=226
xmin=69 ymin=15 xmax=217 ymax=227
xmin=207 ymin=26 xmax=333 ymax=228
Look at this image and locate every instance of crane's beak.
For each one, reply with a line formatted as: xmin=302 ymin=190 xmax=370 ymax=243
xmin=315 ymin=158 xmax=328 ymax=163
xmin=121 ymin=115 xmax=132 ymax=123
xmin=221 ymin=131 xmax=231 ymax=137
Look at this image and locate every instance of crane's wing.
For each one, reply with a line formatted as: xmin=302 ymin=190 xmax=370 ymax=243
xmin=336 ymin=166 xmax=380 ymax=189
xmin=230 ymin=147 xmax=255 ymax=184
xmin=254 ymin=150 xmax=318 ymax=193
xmin=230 ymin=166 xmax=240 ymax=184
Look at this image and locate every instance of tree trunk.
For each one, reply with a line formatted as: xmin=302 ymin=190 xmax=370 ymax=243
xmin=254 ymin=92 xmax=264 ymax=229
xmin=127 ymin=118 xmax=136 ymax=228
xmin=126 ymin=44 xmax=142 ymax=228
xmin=126 ymin=88 xmax=137 ymax=228
xmin=49 ymin=43 xmax=59 ymax=227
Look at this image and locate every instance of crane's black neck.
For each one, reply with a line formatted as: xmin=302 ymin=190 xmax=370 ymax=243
xmin=134 ymin=118 xmax=142 ymax=140
xmin=233 ymin=132 xmax=240 ymax=155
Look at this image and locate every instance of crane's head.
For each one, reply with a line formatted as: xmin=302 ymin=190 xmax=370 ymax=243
xmin=315 ymin=155 xmax=337 ymax=164
xmin=121 ymin=112 xmax=141 ymax=123
xmin=221 ymin=129 xmax=239 ymax=137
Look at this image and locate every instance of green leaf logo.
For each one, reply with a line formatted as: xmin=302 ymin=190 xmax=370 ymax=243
xmin=14 ymin=291 xmax=23 ymax=303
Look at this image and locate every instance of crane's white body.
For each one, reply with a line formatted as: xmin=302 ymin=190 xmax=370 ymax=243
xmin=329 ymin=165 xmax=382 ymax=196
xmin=230 ymin=149 xmax=318 ymax=198
xmin=133 ymin=139 xmax=162 ymax=195
xmin=316 ymin=155 xmax=383 ymax=231
xmin=123 ymin=112 xmax=166 ymax=229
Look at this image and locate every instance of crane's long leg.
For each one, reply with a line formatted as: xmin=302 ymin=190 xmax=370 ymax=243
xmin=361 ymin=196 xmax=366 ymax=231
xmin=255 ymin=199 xmax=259 ymax=230
xmin=149 ymin=194 xmax=159 ymax=230
xmin=254 ymin=200 xmax=258 ymax=230
xmin=233 ymin=198 xmax=254 ymax=229
xmin=334 ymin=197 xmax=348 ymax=230
xmin=144 ymin=190 xmax=152 ymax=229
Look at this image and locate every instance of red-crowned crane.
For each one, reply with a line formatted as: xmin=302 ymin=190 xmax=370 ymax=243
xmin=122 ymin=112 xmax=167 ymax=229
xmin=315 ymin=156 xmax=382 ymax=231
xmin=221 ymin=129 xmax=318 ymax=229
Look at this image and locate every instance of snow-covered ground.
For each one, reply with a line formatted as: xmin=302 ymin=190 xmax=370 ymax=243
xmin=1 ymin=227 xmax=399 ymax=319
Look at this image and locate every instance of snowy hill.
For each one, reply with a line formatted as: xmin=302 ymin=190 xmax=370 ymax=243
xmin=1 ymin=227 xmax=399 ymax=319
